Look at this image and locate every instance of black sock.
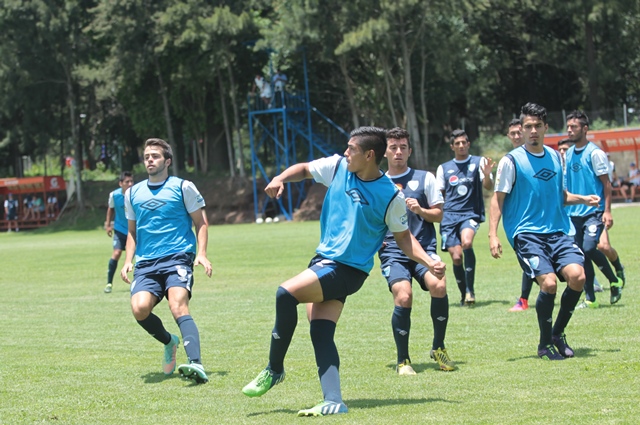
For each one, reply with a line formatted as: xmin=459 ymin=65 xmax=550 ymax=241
xmin=431 ymin=295 xmax=449 ymax=350
xmin=611 ymin=257 xmax=623 ymax=273
xmin=553 ymin=287 xmax=582 ymax=336
xmin=137 ymin=313 xmax=171 ymax=345
xmin=453 ymin=264 xmax=465 ymax=299
xmin=310 ymin=319 xmax=342 ymax=404
xmin=107 ymin=258 xmax=118 ymax=284
xmin=392 ymin=306 xmax=411 ymax=363
xmin=536 ymin=291 xmax=556 ymax=349
xmin=268 ymin=287 xmax=299 ymax=373
xmin=521 ymin=272 xmax=534 ymax=300
xmin=176 ymin=315 xmax=201 ymax=364
xmin=463 ymin=248 xmax=476 ymax=294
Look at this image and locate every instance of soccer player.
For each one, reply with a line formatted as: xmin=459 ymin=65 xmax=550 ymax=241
xmin=4 ymin=193 xmax=19 ymax=232
xmin=242 ymin=127 xmax=446 ymax=416
xmin=379 ymin=127 xmax=454 ymax=374
xmin=489 ymin=102 xmax=599 ymax=360
xmin=104 ymin=171 xmax=134 ymax=293
xmin=120 ymin=138 xmax=212 ymax=384
xmin=436 ymin=129 xmax=494 ymax=306
xmin=564 ymin=111 xmax=623 ymax=308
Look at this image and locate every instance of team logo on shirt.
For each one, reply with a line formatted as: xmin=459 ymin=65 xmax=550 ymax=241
xmin=457 ymin=185 xmax=468 ymax=196
xmin=448 ymin=176 xmax=459 ymax=186
xmin=407 ymin=180 xmax=419 ymax=191
xmin=140 ymin=199 xmax=167 ymax=210
xmin=533 ymin=168 xmax=557 ymax=181
xmin=346 ymin=188 xmax=369 ymax=205
xmin=469 ymin=163 xmax=477 ymax=172
xmin=570 ymin=163 xmax=583 ymax=172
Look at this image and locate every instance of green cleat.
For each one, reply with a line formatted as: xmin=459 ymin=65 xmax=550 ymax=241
xmin=430 ymin=347 xmax=455 ymax=371
xmin=163 ymin=334 xmax=179 ymax=375
xmin=104 ymin=283 xmax=112 ymax=293
xmin=297 ymin=401 xmax=348 ymax=417
xmin=610 ymin=281 xmax=623 ymax=304
xmin=576 ymin=300 xmax=599 ymax=309
xmin=178 ymin=362 xmax=209 ymax=384
xmin=242 ymin=367 xmax=285 ymax=397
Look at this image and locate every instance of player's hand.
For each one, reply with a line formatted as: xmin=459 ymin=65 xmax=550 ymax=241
xmin=120 ymin=262 xmax=134 ymax=284
xmin=602 ymin=211 xmax=614 ymax=230
xmin=405 ymin=198 xmax=423 ymax=215
xmin=489 ymin=235 xmax=502 ymax=259
xmin=429 ymin=260 xmax=446 ymax=279
xmin=265 ymin=178 xmax=285 ymax=199
xmin=194 ymin=254 xmax=213 ymax=278
xmin=483 ymin=157 xmax=496 ymax=175
xmin=584 ymin=194 xmax=600 ymax=207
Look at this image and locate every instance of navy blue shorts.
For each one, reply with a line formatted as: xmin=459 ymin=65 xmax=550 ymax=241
xmin=380 ymin=252 xmax=442 ymax=292
xmin=308 ymin=255 xmax=368 ymax=304
xmin=513 ymin=232 xmax=584 ymax=281
xmin=112 ymin=230 xmax=127 ymax=251
xmin=440 ymin=218 xmax=480 ymax=250
xmin=131 ymin=252 xmax=195 ymax=301
xmin=570 ymin=212 xmax=605 ymax=248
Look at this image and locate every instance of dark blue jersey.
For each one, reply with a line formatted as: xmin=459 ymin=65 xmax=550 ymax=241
xmin=438 ymin=156 xmax=485 ymax=226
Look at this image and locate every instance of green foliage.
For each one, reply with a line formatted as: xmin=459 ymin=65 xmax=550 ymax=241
xmin=1 ymin=208 xmax=639 ymax=424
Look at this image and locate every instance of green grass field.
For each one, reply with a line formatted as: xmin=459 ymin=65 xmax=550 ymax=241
xmin=1 ymin=206 xmax=639 ymax=424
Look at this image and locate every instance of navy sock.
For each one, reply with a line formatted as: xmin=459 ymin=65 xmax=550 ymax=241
xmin=453 ymin=264 xmax=465 ymax=299
xmin=553 ymin=287 xmax=582 ymax=336
xmin=392 ymin=306 xmax=411 ymax=363
xmin=137 ymin=313 xmax=171 ymax=345
xmin=310 ymin=319 xmax=342 ymax=404
xmin=521 ymin=273 xmax=534 ymax=300
xmin=107 ymin=258 xmax=118 ymax=284
xmin=176 ymin=315 xmax=201 ymax=364
xmin=463 ymin=248 xmax=476 ymax=294
xmin=268 ymin=287 xmax=299 ymax=374
xmin=611 ymin=257 xmax=623 ymax=274
xmin=583 ymin=259 xmax=596 ymax=301
xmin=536 ymin=291 xmax=556 ymax=349
xmin=589 ymin=249 xmax=618 ymax=283
xmin=431 ymin=295 xmax=449 ymax=350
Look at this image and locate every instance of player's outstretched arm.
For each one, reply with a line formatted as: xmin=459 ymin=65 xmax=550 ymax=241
xmin=392 ymin=229 xmax=446 ymax=279
xmin=105 ymin=207 xmax=114 ymax=237
xmin=265 ymin=163 xmax=312 ymax=199
xmin=191 ymin=208 xmax=212 ymax=278
xmin=488 ymin=191 xmax=505 ymax=259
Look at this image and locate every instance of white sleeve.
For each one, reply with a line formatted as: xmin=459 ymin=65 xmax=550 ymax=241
xmin=591 ymin=150 xmax=610 ymax=177
xmin=385 ymin=192 xmax=409 ymax=233
xmin=108 ymin=191 xmax=115 ymax=208
xmin=182 ymin=180 xmax=206 ymax=213
xmin=124 ymin=188 xmax=135 ymax=220
xmin=424 ymin=172 xmax=444 ymax=207
xmin=435 ymin=165 xmax=445 ymax=191
xmin=494 ymin=156 xmax=516 ymax=193
xmin=308 ymin=155 xmax=342 ymax=186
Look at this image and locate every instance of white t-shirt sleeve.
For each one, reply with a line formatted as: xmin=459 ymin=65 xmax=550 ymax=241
xmin=591 ymin=150 xmax=610 ymax=177
xmin=435 ymin=165 xmax=445 ymax=191
xmin=385 ymin=192 xmax=409 ymax=233
xmin=108 ymin=191 xmax=115 ymax=208
xmin=424 ymin=172 xmax=444 ymax=207
xmin=494 ymin=156 xmax=516 ymax=193
xmin=182 ymin=180 xmax=206 ymax=213
xmin=308 ymin=155 xmax=342 ymax=186
xmin=124 ymin=188 xmax=135 ymax=220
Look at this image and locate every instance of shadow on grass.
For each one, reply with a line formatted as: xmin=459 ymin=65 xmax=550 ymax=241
xmin=507 ymin=345 xmax=608 ymax=362
xmin=141 ymin=369 xmax=228 ymax=384
xmin=247 ymin=397 xmax=450 ymax=417
xmin=456 ymin=299 xmax=511 ymax=308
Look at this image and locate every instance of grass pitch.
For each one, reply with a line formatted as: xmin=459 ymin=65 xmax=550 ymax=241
xmin=0 ymin=206 xmax=639 ymax=424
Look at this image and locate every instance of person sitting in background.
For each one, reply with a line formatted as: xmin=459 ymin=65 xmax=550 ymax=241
xmin=619 ymin=162 xmax=639 ymax=202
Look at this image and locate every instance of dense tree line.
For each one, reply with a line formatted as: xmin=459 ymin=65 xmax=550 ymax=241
xmin=1 ymin=0 xmax=639 ymax=199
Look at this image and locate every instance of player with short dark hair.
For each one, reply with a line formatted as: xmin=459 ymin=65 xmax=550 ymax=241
xmin=436 ymin=129 xmax=495 ymax=306
xmin=242 ymin=126 xmax=446 ymax=416
xmin=489 ymin=102 xmax=599 ymax=360
xmin=379 ymin=127 xmax=454 ymax=374
xmin=104 ymin=171 xmax=134 ymax=293
xmin=565 ymin=110 xmax=623 ymax=307
xmin=121 ymin=138 xmax=212 ymax=384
